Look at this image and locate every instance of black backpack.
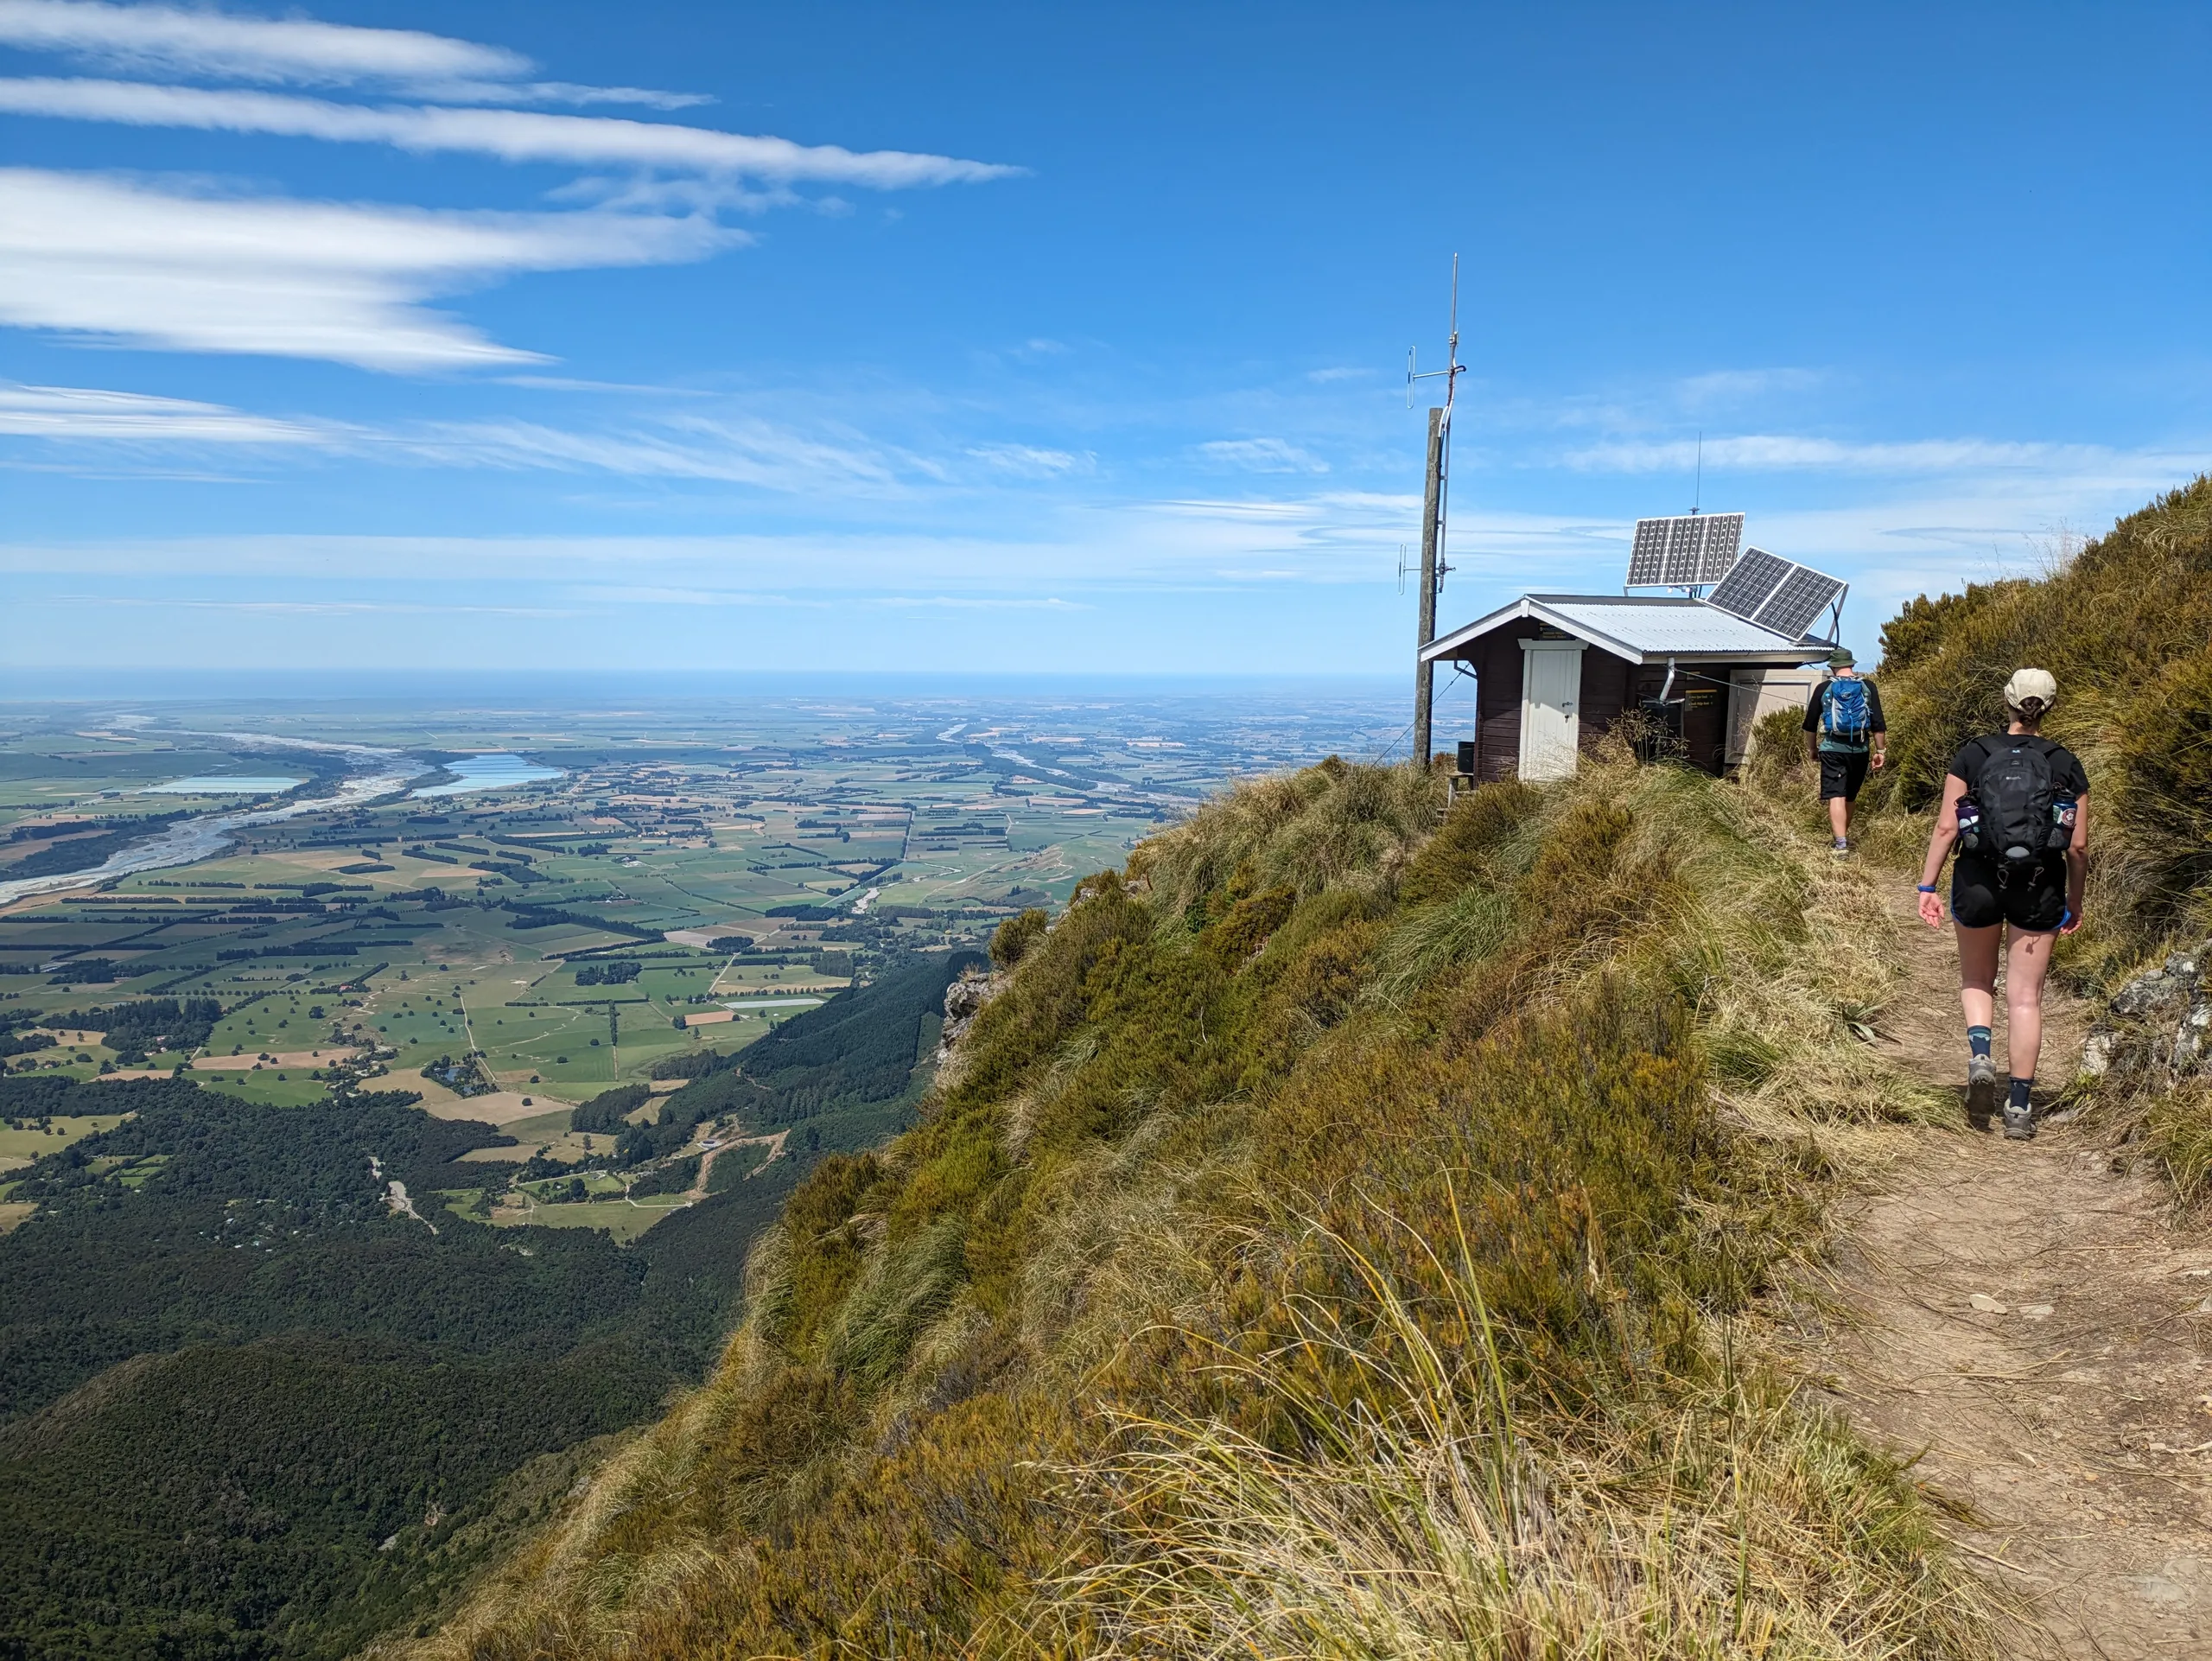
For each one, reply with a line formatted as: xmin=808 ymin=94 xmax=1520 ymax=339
xmin=1961 ymin=736 xmax=2072 ymax=873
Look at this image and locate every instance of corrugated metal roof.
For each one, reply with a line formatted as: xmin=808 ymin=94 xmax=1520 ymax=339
xmin=1423 ymin=594 xmax=1827 ymax=665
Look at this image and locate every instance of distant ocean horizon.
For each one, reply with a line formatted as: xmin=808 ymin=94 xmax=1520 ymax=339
xmin=5 ymin=668 xmax=1404 ymax=706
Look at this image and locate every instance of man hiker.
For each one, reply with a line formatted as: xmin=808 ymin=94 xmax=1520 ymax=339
xmin=1802 ymin=646 xmax=1886 ymax=857
xmin=1915 ymin=669 xmax=2088 ymax=1139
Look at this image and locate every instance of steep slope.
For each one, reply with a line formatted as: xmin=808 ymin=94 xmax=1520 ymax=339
xmin=403 ymin=751 xmax=1999 ymax=1660
xmin=0 ymin=952 xmax=976 ymax=1659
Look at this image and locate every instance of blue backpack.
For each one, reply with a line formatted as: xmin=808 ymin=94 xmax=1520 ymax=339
xmin=1821 ymin=678 xmax=1871 ymax=746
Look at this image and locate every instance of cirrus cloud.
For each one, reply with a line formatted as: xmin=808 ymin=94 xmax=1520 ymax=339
xmin=0 ymin=0 xmax=524 ymax=85
xmin=0 ymin=77 xmax=1022 ymax=185
xmin=0 ymin=168 xmax=742 ymax=369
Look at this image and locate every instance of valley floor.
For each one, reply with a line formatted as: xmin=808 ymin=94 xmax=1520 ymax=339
xmin=1807 ymin=888 xmax=2212 ymax=1658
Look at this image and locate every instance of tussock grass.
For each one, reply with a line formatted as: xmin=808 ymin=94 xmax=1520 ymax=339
xmin=394 ymin=750 xmax=1991 ymax=1661
xmin=2139 ymin=1083 xmax=2212 ymax=1210
xmin=1045 ymin=1204 xmax=1999 ymax=1660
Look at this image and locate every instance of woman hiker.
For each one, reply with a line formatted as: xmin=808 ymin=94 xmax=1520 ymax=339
xmin=1916 ymin=669 xmax=2089 ymax=1139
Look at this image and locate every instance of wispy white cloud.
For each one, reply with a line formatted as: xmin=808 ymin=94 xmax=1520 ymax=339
xmin=1196 ymin=436 xmax=1330 ymax=474
xmin=0 ymin=0 xmax=703 ymax=106
xmin=1556 ymin=432 xmax=2205 ymax=488
xmin=868 ymin=595 xmax=1088 ymax=610
xmin=54 ymin=592 xmax=575 ymax=616
xmin=559 ymin=585 xmax=817 ymax=609
xmin=966 ymin=442 xmax=1092 ymax=477
xmin=1673 ymin=367 xmax=1826 ymax=408
xmin=0 ymin=78 xmax=1020 ymax=185
xmin=0 ymin=0 xmax=524 ymax=85
xmin=398 ymin=414 xmax=901 ymax=488
xmin=0 ymin=169 xmax=739 ymax=369
xmin=0 ymin=379 xmax=327 ymax=441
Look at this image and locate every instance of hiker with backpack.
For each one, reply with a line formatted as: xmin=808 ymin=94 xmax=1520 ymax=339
xmin=1915 ymin=669 xmax=2089 ymax=1139
xmin=1802 ymin=647 xmax=1886 ymax=857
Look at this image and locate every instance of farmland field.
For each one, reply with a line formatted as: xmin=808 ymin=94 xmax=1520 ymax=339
xmin=0 ymin=684 xmax=1395 ymax=1658
xmin=3 ymin=687 xmax=1395 ymax=1177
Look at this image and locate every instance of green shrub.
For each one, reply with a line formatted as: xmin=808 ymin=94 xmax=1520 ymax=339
xmin=2113 ymin=644 xmax=2212 ymax=930
xmin=988 ymin=907 xmax=1048 ymax=969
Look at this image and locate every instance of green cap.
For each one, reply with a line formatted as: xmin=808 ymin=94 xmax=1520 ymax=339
xmin=1827 ymin=646 xmax=1856 ymax=668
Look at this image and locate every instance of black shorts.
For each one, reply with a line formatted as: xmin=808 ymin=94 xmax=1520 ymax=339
xmin=1818 ymin=750 xmax=1870 ymax=800
xmin=1951 ymin=853 xmax=2066 ymax=932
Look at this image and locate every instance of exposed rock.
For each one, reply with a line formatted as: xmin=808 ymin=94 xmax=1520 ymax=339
xmin=938 ymin=971 xmax=1000 ymax=1062
xmin=2085 ymin=938 xmax=2212 ymax=1091
xmin=2111 ymin=972 xmax=2185 ymax=1020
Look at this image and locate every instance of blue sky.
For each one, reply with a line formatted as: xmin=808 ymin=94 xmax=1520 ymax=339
xmin=2 ymin=0 xmax=2207 ymax=677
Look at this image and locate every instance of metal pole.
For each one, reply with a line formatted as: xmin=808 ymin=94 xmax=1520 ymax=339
xmin=1412 ymin=405 xmax=1443 ymax=768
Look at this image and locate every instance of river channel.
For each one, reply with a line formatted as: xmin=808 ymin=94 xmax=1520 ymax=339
xmin=0 ymin=737 xmax=428 ymax=907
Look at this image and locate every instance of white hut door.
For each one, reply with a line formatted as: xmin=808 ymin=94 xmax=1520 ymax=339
xmin=1518 ymin=641 xmax=1585 ymax=780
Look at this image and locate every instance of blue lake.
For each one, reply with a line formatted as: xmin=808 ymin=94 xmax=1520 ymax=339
xmin=145 ymin=775 xmax=305 ymax=794
xmin=411 ymin=753 xmax=564 ymax=798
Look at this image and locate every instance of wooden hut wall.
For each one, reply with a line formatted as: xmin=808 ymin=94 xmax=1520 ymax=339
xmin=1468 ymin=618 xmax=1540 ymax=780
xmin=1576 ymin=651 xmax=1633 ymax=756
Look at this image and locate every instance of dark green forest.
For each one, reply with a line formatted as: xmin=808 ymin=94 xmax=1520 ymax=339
xmin=0 ymin=1072 xmax=812 ymax=1659
xmin=616 ymin=950 xmax=982 ymax=1166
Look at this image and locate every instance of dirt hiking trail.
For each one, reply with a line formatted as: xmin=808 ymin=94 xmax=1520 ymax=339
xmin=1807 ymin=889 xmax=2212 ymax=1657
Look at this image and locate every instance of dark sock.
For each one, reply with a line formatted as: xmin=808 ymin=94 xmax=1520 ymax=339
xmin=1967 ymin=1026 xmax=1993 ymax=1060
xmin=2008 ymin=1077 xmax=2033 ymax=1111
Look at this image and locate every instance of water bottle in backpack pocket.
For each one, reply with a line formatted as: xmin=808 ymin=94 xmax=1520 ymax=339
xmin=1955 ymin=796 xmax=1982 ymax=851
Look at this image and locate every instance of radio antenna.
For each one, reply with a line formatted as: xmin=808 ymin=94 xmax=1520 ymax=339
xmin=1406 ymin=254 xmax=1465 ymax=768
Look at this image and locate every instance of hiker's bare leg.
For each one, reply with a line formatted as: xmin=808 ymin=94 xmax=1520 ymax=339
xmin=2005 ymin=926 xmax=2056 ymax=1081
xmin=1956 ymin=922 xmax=1999 ymax=1034
xmin=1828 ymin=795 xmax=1850 ymax=840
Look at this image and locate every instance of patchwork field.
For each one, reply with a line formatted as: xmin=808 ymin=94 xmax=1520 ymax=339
xmin=0 ymin=685 xmax=1399 ymax=1659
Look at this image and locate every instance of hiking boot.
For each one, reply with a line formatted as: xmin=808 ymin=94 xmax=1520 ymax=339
xmin=1830 ymin=837 xmax=1850 ymax=861
xmin=1966 ymin=1055 xmax=1997 ymax=1130
xmin=2002 ymin=1097 xmax=2036 ymax=1141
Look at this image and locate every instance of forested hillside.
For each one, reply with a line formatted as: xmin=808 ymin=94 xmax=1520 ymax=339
xmin=405 ymin=749 xmax=1997 ymax=1659
xmin=0 ymin=954 xmax=979 ymax=1661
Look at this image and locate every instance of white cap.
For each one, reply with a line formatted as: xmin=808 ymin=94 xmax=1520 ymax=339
xmin=2004 ymin=667 xmax=2058 ymax=710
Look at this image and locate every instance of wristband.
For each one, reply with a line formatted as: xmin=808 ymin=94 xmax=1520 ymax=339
xmin=1916 ymin=884 xmax=1937 ymax=894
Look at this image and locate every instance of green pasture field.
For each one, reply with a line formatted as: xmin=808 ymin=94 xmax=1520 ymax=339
xmin=191 ymin=1071 xmax=342 ymax=1108
xmin=0 ymin=1113 xmax=129 ymax=1164
xmin=0 ymin=693 xmax=1341 ymax=1257
xmin=506 ymin=1196 xmax=693 ymax=1241
xmin=519 ymin=1169 xmax=631 ymax=1200
xmin=433 ymin=1183 xmax=690 ymax=1242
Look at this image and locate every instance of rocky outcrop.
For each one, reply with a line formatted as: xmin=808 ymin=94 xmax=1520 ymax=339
xmin=2082 ymin=940 xmax=2211 ymax=1088
xmin=937 ymin=970 xmax=1000 ymax=1066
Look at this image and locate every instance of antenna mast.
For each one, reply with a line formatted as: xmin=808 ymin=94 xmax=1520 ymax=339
xmin=1407 ymin=254 xmax=1465 ymax=771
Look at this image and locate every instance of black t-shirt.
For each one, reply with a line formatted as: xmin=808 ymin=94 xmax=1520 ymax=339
xmin=1948 ymin=733 xmax=2088 ymax=799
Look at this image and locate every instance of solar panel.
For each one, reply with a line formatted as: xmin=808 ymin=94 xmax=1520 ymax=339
xmin=1706 ymin=547 xmax=1792 ymax=620
xmin=1706 ymin=546 xmax=1847 ymax=640
xmin=1625 ymin=512 xmax=1744 ymax=587
xmin=1754 ymin=566 xmax=1848 ymax=640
